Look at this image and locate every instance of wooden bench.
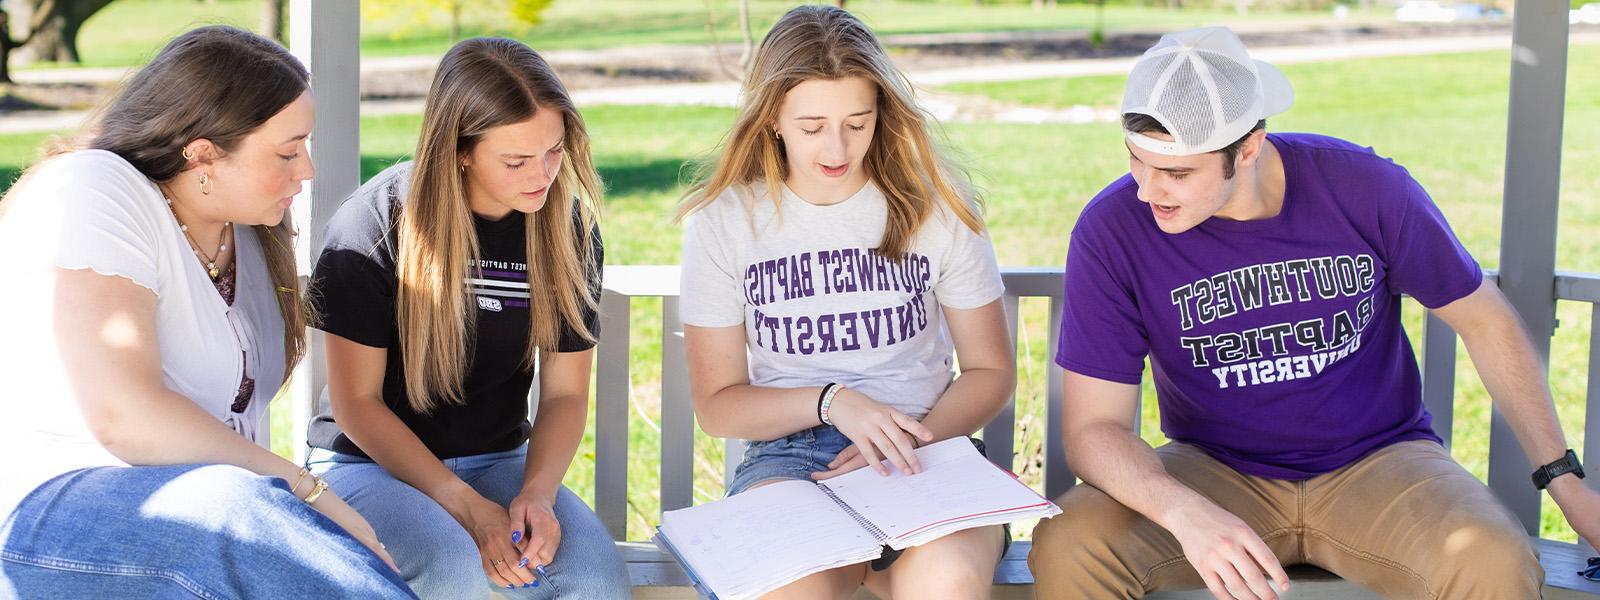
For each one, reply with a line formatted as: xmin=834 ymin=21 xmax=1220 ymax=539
xmin=619 ymin=538 xmax=1600 ymax=599
xmin=276 ymin=2 xmax=1593 ymax=597
xmin=584 ymin=266 xmax=1600 ymax=599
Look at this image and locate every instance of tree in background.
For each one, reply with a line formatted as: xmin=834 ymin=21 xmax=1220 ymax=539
xmin=3 ymin=0 xmax=117 ymax=66
xmin=705 ymin=0 xmax=754 ymax=81
xmin=1 ymin=6 xmax=13 ymax=84
xmin=364 ymin=0 xmax=554 ymax=45
xmin=1090 ymin=0 xmax=1105 ymax=47
xmin=508 ymin=0 xmax=555 ymax=29
xmin=262 ymin=0 xmax=284 ymax=43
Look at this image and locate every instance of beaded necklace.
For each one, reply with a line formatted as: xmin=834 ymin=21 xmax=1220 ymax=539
xmin=163 ymin=195 xmax=232 ymax=280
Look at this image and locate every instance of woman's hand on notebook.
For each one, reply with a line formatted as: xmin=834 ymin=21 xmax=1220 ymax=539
xmin=811 ymin=434 xmax=929 ymax=481
xmin=827 ymin=389 xmax=934 ymax=476
xmin=812 ymin=443 xmax=866 ymax=480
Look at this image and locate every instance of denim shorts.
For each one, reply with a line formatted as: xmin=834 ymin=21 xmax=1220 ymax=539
xmin=726 ymin=424 xmax=852 ymax=497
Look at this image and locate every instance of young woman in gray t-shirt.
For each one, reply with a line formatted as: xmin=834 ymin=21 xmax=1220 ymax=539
xmin=676 ymin=6 xmax=1015 ymax=599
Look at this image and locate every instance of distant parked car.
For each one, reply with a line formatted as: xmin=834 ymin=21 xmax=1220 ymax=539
xmin=1396 ymin=1 xmax=1458 ymax=23
xmin=1452 ymin=3 xmax=1482 ymax=21
xmin=1574 ymin=3 xmax=1600 ymax=25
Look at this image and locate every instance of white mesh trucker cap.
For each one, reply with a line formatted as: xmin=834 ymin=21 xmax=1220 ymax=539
xmin=1121 ymin=26 xmax=1294 ymax=156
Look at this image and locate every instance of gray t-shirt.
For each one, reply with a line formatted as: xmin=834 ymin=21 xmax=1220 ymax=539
xmin=679 ymin=181 xmax=1004 ymax=419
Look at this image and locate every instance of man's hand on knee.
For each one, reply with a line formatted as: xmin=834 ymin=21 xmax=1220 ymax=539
xmin=1164 ymin=498 xmax=1290 ymax=600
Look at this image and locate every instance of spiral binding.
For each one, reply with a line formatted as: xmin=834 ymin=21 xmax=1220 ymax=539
xmin=819 ymin=484 xmax=887 ymax=543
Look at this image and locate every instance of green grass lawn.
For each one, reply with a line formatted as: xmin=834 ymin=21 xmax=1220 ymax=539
xmin=6 ymin=45 xmax=1600 ymax=543
xmin=35 ymin=0 xmax=1342 ymax=69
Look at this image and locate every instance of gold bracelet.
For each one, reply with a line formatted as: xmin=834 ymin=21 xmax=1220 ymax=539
xmin=289 ymin=468 xmax=310 ymax=497
xmin=303 ymin=477 xmax=330 ymax=504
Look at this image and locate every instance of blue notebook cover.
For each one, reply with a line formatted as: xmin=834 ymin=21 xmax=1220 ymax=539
xmin=653 ymin=527 xmax=718 ymax=600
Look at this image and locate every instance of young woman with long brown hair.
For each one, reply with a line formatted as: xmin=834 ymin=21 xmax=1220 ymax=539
xmin=304 ymin=37 xmax=628 ymax=599
xmin=0 ymin=25 xmax=412 ymax=599
xmin=678 ymin=6 xmax=1016 ymax=599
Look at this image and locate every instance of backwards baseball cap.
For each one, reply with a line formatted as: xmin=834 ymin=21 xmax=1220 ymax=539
xmin=1121 ymin=26 xmax=1294 ymax=156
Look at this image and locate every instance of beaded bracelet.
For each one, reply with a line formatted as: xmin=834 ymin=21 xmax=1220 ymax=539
xmin=819 ymin=383 xmax=843 ymax=426
xmin=817 ymin=383 xmax=836 ymax=425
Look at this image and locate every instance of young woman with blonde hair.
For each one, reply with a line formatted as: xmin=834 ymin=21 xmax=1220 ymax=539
xmin=305 ymin=37 xmax=628 ymax=598
xmin=0 ymin=25 xmax=412 ymax=598
xmin=678 ymin=6 xmax=1015 ymax=599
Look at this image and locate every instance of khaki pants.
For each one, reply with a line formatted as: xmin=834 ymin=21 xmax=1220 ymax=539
xmin=1028 ymin=440 xmax=1542 ymax=599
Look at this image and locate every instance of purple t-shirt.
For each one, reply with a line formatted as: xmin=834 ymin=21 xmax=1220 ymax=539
xmin=1055 ymin=133 xmax=1483 ymax=480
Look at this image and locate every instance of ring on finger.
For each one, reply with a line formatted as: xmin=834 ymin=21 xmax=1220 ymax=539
xmin=491 ymin=558 xmax=506 ymax=566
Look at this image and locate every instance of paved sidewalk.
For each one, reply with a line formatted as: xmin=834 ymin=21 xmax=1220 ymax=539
xmin=4 ymin=31 xmax=1597 ymax=135
xmin=2 ymin=18 xmax=1367 ymax=86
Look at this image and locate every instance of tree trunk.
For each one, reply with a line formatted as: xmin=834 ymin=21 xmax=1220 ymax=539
xmin=1091 ymin=0 xmax=1106 ymax=47
xmin=449 ymin=0 xmax=461 ymax=44
xmin=0 ymin=8 xmax=12 ymax=84
xmin=260 ymin=0 xmax=283 ymax=43
xmin=706 ymin=0 xmax=754 ymax=82
xmin=13 ymin=0 xmax=117 ymax=65
xmin=6 ymin=0 xmax=30 ymax=40
xmin=737 ymin=0 xmax=752 ymax=73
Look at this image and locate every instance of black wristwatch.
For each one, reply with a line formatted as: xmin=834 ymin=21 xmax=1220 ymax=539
xmin=1532 ymin=449 xmax=1585 ymax=490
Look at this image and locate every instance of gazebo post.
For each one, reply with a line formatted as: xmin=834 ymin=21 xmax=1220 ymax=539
xmin=1490 ymin=2 xmax=1570 ymax=535
xmin=286 ymin=0 xmax=361 ymax=463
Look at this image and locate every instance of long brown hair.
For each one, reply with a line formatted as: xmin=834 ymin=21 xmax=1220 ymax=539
xmin=0 ymin=25 xmax=309 ymax=377
xmin=397 ymin=37 xmax=602 ymax=413
xmin=676 ymin=5 xmax=983 ymax=258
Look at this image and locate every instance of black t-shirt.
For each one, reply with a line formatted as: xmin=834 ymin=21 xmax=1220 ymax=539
xmin=306 ymin=162 xmax=603 ymax=459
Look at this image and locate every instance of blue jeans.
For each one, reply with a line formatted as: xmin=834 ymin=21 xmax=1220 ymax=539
xmin=307 ymin=446 xmax=629 ymax=600
xmin=0 ymin=464 xmax=416 ymax=599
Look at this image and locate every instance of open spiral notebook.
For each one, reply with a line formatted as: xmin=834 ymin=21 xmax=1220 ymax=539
xmin=653 ymin=437 xmax=1061 ymax=600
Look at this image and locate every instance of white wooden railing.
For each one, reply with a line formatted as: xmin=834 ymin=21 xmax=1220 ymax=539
xmin=588 ymin=266 xmax=1600 ymax=597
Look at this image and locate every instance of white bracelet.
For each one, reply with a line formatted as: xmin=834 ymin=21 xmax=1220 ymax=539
xmin=820 ymin=384 xmax=843 ymax=426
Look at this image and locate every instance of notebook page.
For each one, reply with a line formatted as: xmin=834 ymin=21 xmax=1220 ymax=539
xmin=658 ymin=479 xmax=883 ymax=599
xmin=889 ymin=503 xmax=1058 ymax=550
xmin=819 ymin=437 xmax=1056 ymax=549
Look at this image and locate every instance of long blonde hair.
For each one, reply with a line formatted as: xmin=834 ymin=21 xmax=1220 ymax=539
xmin=0 ymin=26 xmax=308 ymax=377
xmin=676 ymin=5 xmax=983 ymax=258
xmin=397 ymin=37 xmax=602 ymax=414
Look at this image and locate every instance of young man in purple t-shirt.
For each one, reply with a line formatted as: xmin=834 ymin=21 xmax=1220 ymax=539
xmin=1028 ymin=27 xmax=1600 ymax=600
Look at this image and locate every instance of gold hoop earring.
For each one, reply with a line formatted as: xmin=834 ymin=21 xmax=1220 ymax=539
xmin=199 ymin=173 xmax=213 ymax=196
xmin=773 ymin=130 xmax=782 ymax=140
xmin=182 ymin=148 xmax=197 ymax=161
